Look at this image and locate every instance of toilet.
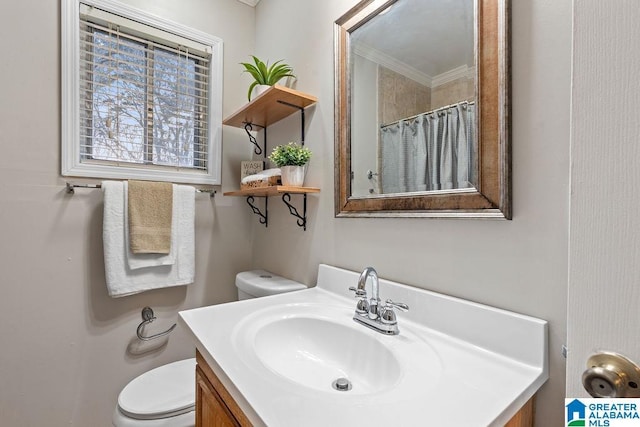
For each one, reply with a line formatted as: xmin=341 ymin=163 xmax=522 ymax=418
xmin=112 ymin=270 xmax=307 ymax=426
xmin=235 ymin=269 xmax=307 ymax=300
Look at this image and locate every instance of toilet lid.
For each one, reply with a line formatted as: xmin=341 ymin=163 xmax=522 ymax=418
xmin=118 ymin=358 xmax=196 ymax=420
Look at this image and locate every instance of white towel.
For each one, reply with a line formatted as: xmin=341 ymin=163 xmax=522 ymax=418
xmin=125 ymin=181 xmax=177 ymax=270
xmin=241 ymin=168 xmax=281 ymax=184
xmin=102 ymin=181 xmax=195 ymax=297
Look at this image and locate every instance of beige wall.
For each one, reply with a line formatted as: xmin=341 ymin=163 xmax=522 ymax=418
xmin=431 ymin=76 xmax=474 ymax=110
xmin=0 ymin=0 xmax=256 ymax=425
xmin=378 ymin=66 xmax=431 ymax=125
xmin=0 ymin=0 xmax=574 ymax=425
xmin=253 ymin=0 xmax=571 ymax=425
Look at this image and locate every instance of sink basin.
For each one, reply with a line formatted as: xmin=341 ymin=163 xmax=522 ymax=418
xmin=251 ymin=315 xmax=402 ymax=394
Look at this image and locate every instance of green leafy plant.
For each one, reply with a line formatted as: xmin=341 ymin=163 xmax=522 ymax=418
xmin=268 ymin=142 xmax=312 ymax=167
xmin=240 ymin=56 xmax=296 ymax=101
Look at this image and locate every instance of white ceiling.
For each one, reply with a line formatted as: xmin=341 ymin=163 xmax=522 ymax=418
xmin=351 ymin=0 xmax=474 ymax=77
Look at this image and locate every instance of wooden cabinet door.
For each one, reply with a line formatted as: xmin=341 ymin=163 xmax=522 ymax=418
xmin=196 ymin=366 xmax=240 ymax=427
xmin=504 ymin=397 xmax=534 ymax=427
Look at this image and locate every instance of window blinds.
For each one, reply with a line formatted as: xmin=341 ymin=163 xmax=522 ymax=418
xmin=78 ymin=7 xmax=211 ymax=171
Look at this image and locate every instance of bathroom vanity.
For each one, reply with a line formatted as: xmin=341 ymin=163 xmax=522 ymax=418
xmin=194 ymin=350 xmax=534 ymax=427
xmin=179 ymin=265 xmax=548 ymax=426
xmin=195 ymin=351 xmax=251 ymax=426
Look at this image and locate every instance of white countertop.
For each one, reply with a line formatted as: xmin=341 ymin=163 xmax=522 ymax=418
xmin=179 ymin=264 xmax=548 ymax=426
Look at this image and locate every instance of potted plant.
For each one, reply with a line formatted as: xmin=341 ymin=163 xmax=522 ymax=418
xmin=240 ymin=56 xmax=296 ymax=101
xmin=268 ymin=142 xmax=312 ymax=186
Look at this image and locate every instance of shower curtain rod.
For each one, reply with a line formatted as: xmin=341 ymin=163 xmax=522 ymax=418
xmin=65 ymin=182 xmax=216 ymax=197
xmin=380 ymin=100 xmax=475 ymax=129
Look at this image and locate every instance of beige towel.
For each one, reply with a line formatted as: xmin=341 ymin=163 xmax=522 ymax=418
xmin=128 ymin=180 xmax=173 ymax=254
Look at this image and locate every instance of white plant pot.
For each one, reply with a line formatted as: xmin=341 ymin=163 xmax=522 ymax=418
xmin=281 ymin=76 xmax=297 ymax=89
xmin=251 ymin=84 xmax=270 ymax=100
xmin=280 ymin=165 xmax=305 ymax=187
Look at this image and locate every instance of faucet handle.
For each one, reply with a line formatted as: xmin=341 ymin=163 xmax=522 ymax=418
xmin=385 ymin=299 xmax=409 ymax=312
xmin=348 ymin=286 xmax=367 ymax=298
xmin=379 ymin=300 xmax=409 ymax=326
xmin=349 ymin=287 xmax=369 ymax=315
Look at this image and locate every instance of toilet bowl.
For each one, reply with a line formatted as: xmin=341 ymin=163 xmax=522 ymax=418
xmin=112 ymin=358 xmax=196 ymax=427
xmin=113 ymin=270 xmax=306 ymax=426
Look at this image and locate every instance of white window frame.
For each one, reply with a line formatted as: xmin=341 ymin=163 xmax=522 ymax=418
xmin=62 ymin=0 xmax=223 ymax=185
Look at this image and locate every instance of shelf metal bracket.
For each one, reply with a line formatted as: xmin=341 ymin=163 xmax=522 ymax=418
xmin=244 ymin=122 xmax=266 ymax=156
xmin=246 ymin=196 xmax=268 ymax=227
xmin=282 ymin=193 xmax=307 ymax=230
xmin=276 ymin=100 xmax=306 ymax=144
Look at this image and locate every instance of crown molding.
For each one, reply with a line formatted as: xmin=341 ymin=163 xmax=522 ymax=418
xmin=236 ymin=0 xmax=260 ymax=6
xmin=431 ymin=65 xmax=475 ymax=87
xmin=353 ymin=42 xmax=432 ymax=87
xmin=352 ymin=42 xmax=475 ymax=89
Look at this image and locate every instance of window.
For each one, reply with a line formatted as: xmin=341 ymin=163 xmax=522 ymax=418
xmin=62 ymin=0 xmax=223 ymax=184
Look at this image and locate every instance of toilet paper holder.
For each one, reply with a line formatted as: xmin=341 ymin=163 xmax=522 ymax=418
xmin=582 ymin=351 xmax=640 ymax=398
xmin=136 ymin=307 xmax=176 ymax=341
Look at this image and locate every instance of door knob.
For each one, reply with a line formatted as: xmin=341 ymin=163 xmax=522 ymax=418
xmin=582 ymin=352 xmax=640 ymax=398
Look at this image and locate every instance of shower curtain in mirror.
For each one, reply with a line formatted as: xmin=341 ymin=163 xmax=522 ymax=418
xmin=379 ymin=102 xmax=475 ymax=193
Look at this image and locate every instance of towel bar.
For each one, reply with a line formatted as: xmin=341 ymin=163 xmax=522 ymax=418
xmin=136 ymin=307 xmax=176 ymax=341
xmin=65 ymin=182 xmax=216 ymax=197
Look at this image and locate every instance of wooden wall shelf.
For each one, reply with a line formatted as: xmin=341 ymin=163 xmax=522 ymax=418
xmin=223 ymin=85 xmax=318 ymax=230
xmin=223 ymin=186 xmax=320 ymax=197
xmin=223 ymin=85 xmax=317 ymax=129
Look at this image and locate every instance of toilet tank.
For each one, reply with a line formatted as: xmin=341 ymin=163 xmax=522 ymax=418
xmin=235 ymin=270 xmax=307 ymax=300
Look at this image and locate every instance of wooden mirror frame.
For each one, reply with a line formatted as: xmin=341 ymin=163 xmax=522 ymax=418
xmin=334 ymin=0 xmax=511 ymax=219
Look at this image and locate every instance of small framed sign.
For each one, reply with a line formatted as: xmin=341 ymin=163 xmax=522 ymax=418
xmin=241 ymin=161 xmax=264 ymax=180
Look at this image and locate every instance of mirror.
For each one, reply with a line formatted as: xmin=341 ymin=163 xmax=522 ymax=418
xmin=334 ymin=0 xmax=511 ymax=218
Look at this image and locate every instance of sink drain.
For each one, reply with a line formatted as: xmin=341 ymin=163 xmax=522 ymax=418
xmin=332 ymin=377 xmax=352 ymax=391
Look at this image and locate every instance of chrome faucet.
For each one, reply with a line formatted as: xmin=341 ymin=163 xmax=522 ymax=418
xmin=349 ymin=267 xmax=409 ymax=335
xmin=358 ymin=266 xmax=380 ymax=319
